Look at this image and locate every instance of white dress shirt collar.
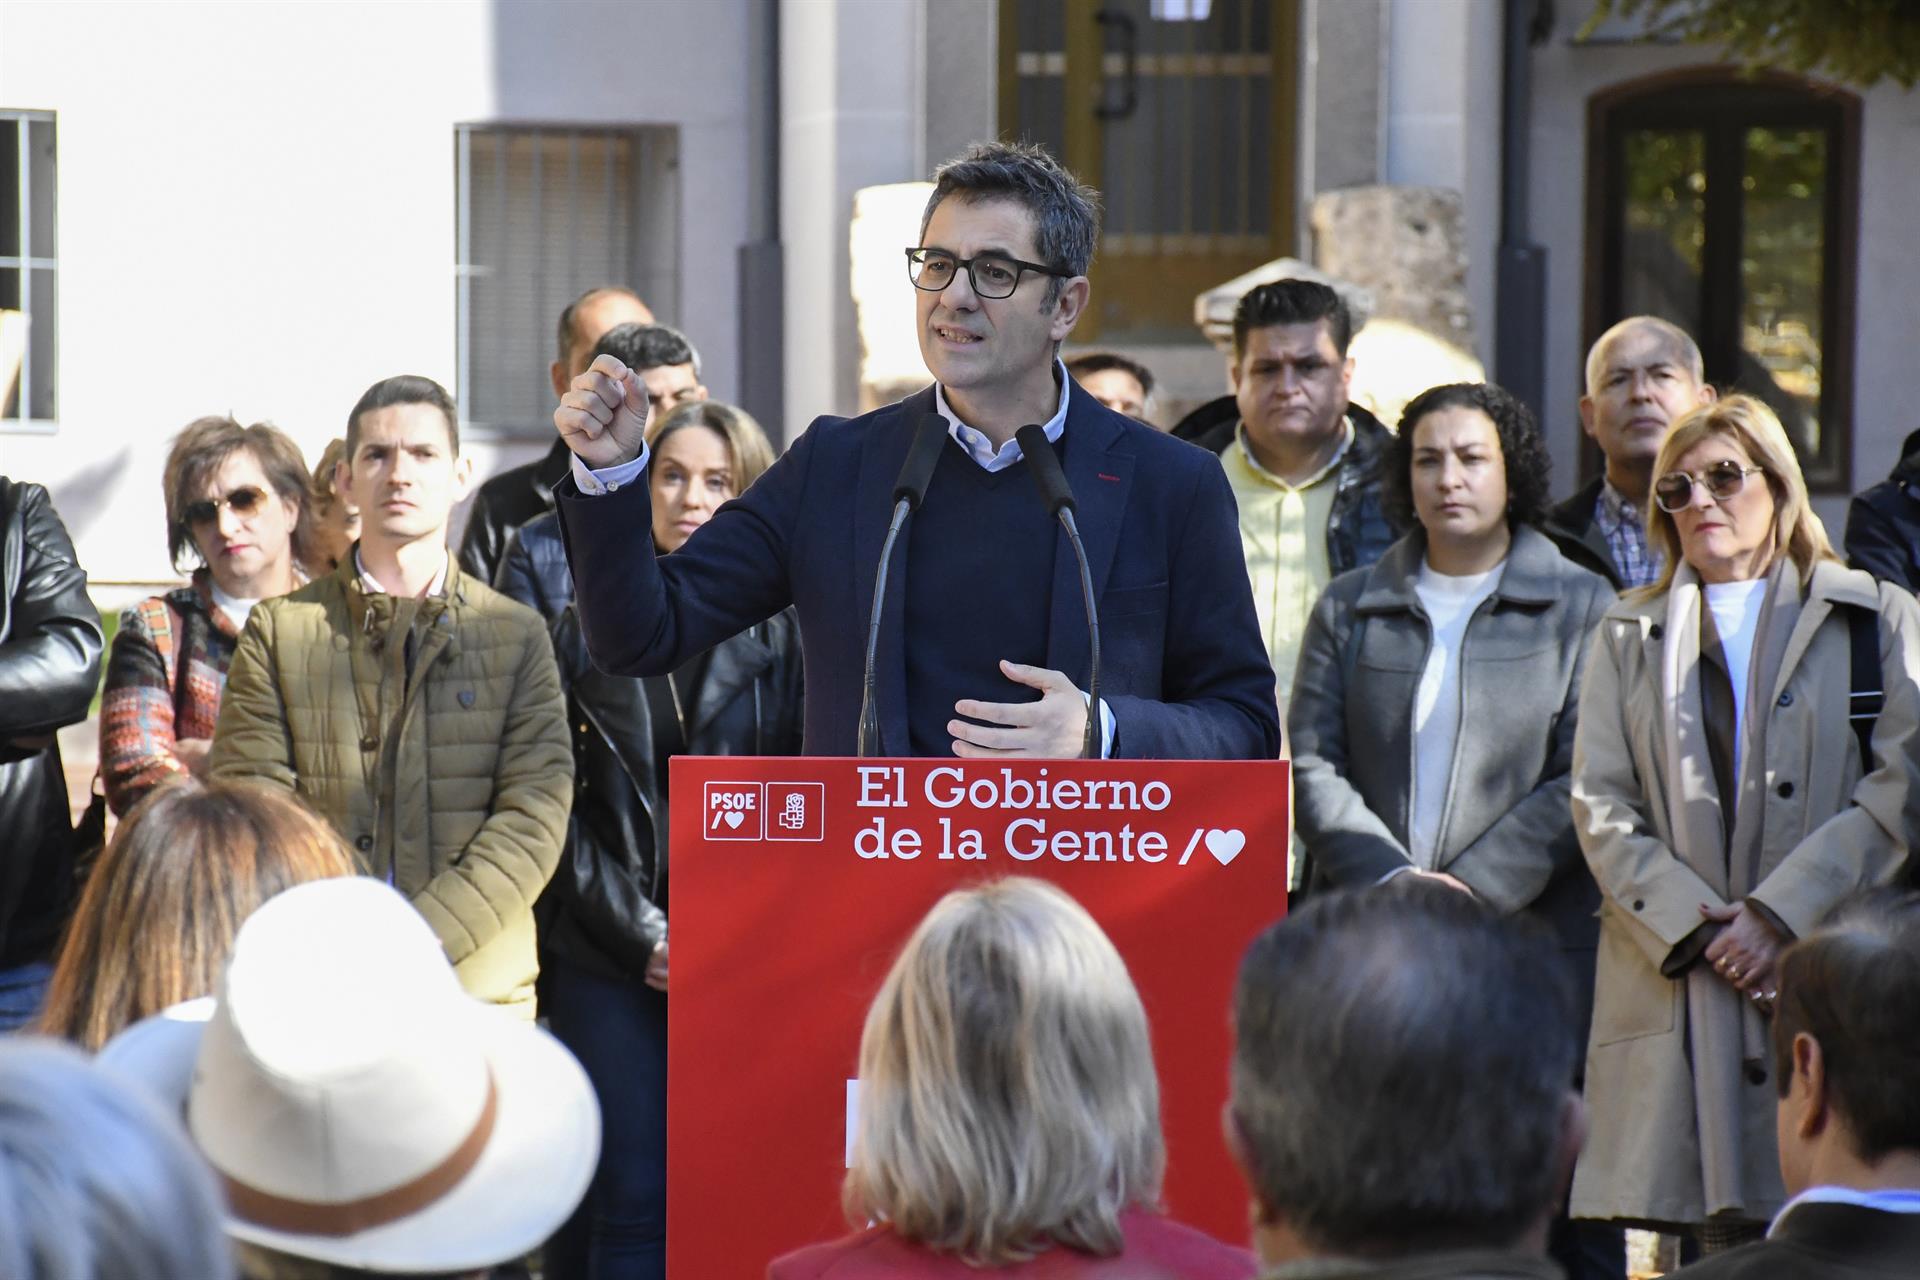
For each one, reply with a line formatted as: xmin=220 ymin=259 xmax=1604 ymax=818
xmin=932 ymin=359 xmax=1072 ymax=473
xmin=354 ymin=547 xmax=450 ymax=599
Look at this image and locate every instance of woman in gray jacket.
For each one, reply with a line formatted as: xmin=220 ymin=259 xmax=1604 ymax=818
xmin=1287 ymin=381 xmax=1620 ymax=1278
xmin=1291 ymin=380 xmax=1613 ymax=906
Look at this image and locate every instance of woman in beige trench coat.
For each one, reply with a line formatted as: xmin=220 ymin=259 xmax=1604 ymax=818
xmin=1569 ymin=395 xmax=1920 ymax=1250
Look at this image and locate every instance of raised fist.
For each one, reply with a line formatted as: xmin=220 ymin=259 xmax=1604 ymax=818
xmin=554 ymin=353 xmax=652 ymax=471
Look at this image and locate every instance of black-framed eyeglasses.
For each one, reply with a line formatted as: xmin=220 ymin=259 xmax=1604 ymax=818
xmin=905 ymin=247 xmax=1069 ymax=300
xmin=1652 ymin=461 xmax=1765 ymax=514
xmin=183 ymin=485 xmax=270 ymax=528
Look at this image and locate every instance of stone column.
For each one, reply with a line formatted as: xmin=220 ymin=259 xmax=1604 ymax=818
xmin=780 ymin=0 xmax=925 ymax=428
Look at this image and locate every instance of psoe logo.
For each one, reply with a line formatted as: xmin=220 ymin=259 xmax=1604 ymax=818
xmin=704 ymin=783 xmax=764 ymax=840
xmin=765 ymin=782 xmax=825 ymax=842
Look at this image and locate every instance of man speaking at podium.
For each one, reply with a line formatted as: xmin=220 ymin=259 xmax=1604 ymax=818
xmin=552 ymin=142 xmax=1278 ymax=760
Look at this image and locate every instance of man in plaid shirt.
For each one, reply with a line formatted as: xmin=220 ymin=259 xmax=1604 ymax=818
xmin=1546 ymin=317 xmax=1717 ymax=591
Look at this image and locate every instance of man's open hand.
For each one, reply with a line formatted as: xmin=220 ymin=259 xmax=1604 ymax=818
xmin=949 ymin=660 xmax=1092 ymax=759
xmin=554 ymin=353 xmax=652 ymax=471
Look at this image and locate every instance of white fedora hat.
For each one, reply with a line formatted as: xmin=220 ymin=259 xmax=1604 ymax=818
xmin=99 ymin=877 xmax=599 ymax=1275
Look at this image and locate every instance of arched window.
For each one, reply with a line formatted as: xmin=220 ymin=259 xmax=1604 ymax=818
xmin=1585 ymin=68 xmax=1860 ymax=491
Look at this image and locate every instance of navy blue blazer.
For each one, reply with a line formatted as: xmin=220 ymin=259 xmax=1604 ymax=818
xmin=554 ymin=383 xmax=1280 ymax=759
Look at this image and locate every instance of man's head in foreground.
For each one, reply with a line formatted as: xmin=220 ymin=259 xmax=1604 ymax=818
xmin=1771 ymin=889 xmax=1920 ymax=1198
xmin=1229 ymin=882 xmax=1582 ymax=1266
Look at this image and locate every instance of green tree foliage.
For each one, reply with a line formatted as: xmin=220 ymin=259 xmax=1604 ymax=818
xmin=1586 ymin=0 xmax=1920 ymax=88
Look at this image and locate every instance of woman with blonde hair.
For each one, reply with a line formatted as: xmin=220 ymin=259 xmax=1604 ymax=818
xmin=36 ymin=777 xmax=357 ymax=1051
xmin=770 ymin=878 xmax=1253 ymax=1278
xmin=1570 ymin=394 xmax=1920 ymax=1251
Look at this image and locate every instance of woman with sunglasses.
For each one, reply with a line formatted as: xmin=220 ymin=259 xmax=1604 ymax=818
xmin=99 ymin=417 xmax=311 ymax=816
xmin=1569 ymin=394 xmax=1920 ymax=1253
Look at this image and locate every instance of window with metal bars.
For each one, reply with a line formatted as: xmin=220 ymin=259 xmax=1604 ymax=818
xmin=1 ymin=110 xmax=57 ymax=428
xmin=454 ymin=124 xmax=679 ymax=436
xmin=997 ymin=0 xmax=1297 ymax=343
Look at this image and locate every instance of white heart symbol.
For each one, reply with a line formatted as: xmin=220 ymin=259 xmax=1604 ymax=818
xmin=1205 ymin=829 xmax=1245 ymax=866
xmin=724 ymin=809 xmax=745 ymax=831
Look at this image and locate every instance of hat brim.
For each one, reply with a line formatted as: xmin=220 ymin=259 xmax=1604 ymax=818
xmin=100 ymin=999 xmax=600 ymax=1275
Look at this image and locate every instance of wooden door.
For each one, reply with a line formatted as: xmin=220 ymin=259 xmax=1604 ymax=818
xmin=999 ymin=0 xmax=1299 ymax=342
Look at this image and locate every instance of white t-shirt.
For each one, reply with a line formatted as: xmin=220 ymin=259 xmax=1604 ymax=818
xmin=208 ymin=582 xmax=260 ymax=634
xmin=1409 ymin=559 xmax=1505 ymax=868
xmin=1705 ymin=577 xmax=1768 ymax=782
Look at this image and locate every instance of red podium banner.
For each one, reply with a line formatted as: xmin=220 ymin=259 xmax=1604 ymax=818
xmin=668 ymin=757 xmax=1290 ymax=1277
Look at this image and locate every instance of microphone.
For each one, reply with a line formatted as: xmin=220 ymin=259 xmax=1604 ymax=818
xmin=857 ymin=414 xmax=949 ymax=756
xmin=1016 ymin=426 xmax=1101 ymax=760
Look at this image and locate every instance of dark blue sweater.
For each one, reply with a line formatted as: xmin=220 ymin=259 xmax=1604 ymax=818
xmin=903 ymin=440 xmax=1059 ymax=756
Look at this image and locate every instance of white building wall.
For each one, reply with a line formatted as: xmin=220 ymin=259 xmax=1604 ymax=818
xmin=0 ymin=0 xmax=755 ymax=591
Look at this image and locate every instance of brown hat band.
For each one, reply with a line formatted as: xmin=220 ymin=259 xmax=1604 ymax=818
xmin=221 ymin=1070 xmax=499 ymax=1238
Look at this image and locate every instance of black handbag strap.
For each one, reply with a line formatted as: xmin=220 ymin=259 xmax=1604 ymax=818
xmin=1843 ymin=602 xmax=1885 ymax=770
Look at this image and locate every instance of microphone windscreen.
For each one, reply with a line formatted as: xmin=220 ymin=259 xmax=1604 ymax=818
xmin=1016 ymin=424 xmax=1076 ymax=517
xmin=893 ymin=415 xmax=950 ymax=509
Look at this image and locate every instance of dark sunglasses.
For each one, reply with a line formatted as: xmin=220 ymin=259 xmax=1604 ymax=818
xmin=1652 ymin=461 xmax=1765 ymax=514
xmin=184 ymin=486 xmax=270 ymax=528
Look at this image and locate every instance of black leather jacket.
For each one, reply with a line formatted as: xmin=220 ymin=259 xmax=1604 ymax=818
xmin=1845 ymin=428 xmax=1920 ymax=594
xmin=0 ymin=479 xmax=104 ymax=966
xmin=458 ymin=439 xmax=571 ymax=587
xmin=543 ymin=600 xmax=804 ymax=979
xmin=492 ymin=508 xmax=572 ymax=625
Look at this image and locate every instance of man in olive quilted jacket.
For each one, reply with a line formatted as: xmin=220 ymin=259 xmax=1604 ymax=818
xmin=211 ymin=375 xmax=572 ymax=1016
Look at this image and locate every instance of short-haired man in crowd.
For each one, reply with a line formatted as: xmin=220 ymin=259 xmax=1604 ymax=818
xmin=213 ymin=375 xmax=572 ymax=1016
xmin=1230 ymin=882 xmax=1584 ymax=1279
xmin=1544 ymin=316 xmax=1715 ymax=590
xmin=603 ymin=321 xmax=708 ymax=423
xmin=1065 ymin=351 xmax=1155 ymax=424
xmin=458 ymin=285 xmax=653 ymax=583
xmin=495 ymin=322 xmax=709 ymax=623
xmin=1175 ymin=279 xmax=1401 ymax=696
xmin=1674 ymin=890 xmax=1920 ymax=1278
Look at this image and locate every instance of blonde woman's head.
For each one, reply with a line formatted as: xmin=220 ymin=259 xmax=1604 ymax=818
xmin=845 ymin=877 xmax=1164 ymax=1266
xmin=1640 ymin=393 xmax=1838 ymax=595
